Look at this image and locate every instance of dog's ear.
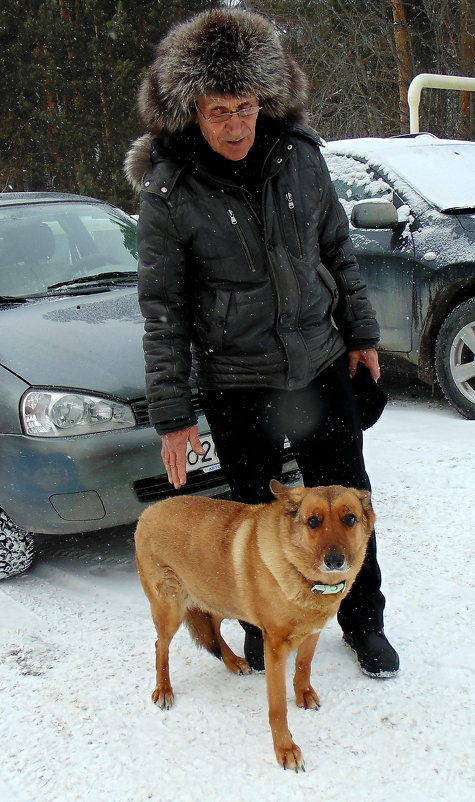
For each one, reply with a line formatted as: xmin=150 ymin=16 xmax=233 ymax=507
xmin=269 ymin=479 xmax=287 ymax=498
xmin=354 ymin=489 xmax=376 ymax=529
xmin=355 ymin=489 xmax=372 ymax=510
xmin=269 ymin=479 xmax=305 ymax=514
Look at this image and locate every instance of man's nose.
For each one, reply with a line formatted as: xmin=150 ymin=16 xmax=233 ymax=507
xmin=225 ymin=113 xmax=244 ymax=132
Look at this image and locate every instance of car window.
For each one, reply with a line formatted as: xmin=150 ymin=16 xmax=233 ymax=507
xmin=0 ymin=202 xmax=137 ymax=298
xmin=324 ymin=153 xmax=394 ymax=211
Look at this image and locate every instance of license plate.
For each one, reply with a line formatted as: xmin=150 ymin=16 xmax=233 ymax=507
xmin=186 ymin=434 xmax=221 ymax=473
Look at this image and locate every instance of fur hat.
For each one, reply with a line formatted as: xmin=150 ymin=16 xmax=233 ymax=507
xmin=137 ymin=8 xmax=308 ymax=135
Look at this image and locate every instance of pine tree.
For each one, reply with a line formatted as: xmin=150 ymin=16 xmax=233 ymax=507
xmin=1 ymin=1 xmax=220 ymax=210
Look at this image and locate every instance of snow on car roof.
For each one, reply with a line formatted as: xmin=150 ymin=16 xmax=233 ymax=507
xmin=324 ymin=135 xmax=475 ymax=212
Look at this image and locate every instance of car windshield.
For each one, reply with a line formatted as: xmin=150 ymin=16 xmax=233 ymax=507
xmin=372 ymin=142 xmax=475 ymax=212
xmin=0 ymin=201 xmax=138 ymax=299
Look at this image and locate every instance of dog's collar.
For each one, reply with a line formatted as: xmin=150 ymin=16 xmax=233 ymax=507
xmin=311 ymin=581 xmax=346 ymax=595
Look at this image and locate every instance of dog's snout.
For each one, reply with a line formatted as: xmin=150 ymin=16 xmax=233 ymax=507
xmin=323 ymin=549 xmax=345 ymax=571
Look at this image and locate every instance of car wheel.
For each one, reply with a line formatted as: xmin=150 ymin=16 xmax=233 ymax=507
xmin=435 ymin=298 xmax=475 ymax=420
xmin=0 ymin=508 xmax=36 ymax=579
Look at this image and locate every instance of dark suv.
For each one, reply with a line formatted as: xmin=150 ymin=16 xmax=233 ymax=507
xmin=323 ymin=134 xmax=475 ymax=419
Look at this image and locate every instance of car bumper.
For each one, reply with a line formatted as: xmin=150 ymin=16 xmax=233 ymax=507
xmin=0 ymin=421 xmax=229 ymax=535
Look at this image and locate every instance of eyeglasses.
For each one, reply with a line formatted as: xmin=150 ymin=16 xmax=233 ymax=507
xmin=196 ymin=104 xmax=262 ymax=124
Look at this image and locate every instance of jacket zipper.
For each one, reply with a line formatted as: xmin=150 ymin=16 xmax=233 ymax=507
xmin=285 ymin=192 xmax=303 ymax=258
xmin=228 ymin=209 xmax=256 ymax=272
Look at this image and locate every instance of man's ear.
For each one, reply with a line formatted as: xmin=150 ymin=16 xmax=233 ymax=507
xmin=269 ymin=479 xmax=305 ymax=514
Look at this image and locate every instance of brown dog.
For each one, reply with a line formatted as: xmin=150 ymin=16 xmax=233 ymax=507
xmin=134 ymin=480 xmax=375 ymax=771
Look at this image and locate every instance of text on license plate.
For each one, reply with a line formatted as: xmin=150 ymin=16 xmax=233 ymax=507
xmin=186 ymin=434 xmax=221 ymax=473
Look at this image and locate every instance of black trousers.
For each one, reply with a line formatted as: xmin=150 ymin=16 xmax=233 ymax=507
xmin=199 ymin=354 xmax=386 ymax=637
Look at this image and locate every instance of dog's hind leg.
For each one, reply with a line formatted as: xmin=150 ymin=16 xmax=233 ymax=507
xmin=293 ymin=633 xmax=321 ymax=710
xmin=185 ymin=610 xmax=251 ymax=675
xmin=210 ymin=616 xmax=252 ymax=676
xmin=149 ymin=592 xmax=184 ymax=710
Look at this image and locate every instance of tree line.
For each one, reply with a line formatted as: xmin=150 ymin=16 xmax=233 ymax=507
xmin=1 ymin=0 xmax=473 ymax=212
xmin=248 ymin=0 xmax=474 ymax=139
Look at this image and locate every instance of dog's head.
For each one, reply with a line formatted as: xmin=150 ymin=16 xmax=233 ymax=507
xmin=269 ymin=480 xmax=375 ymax=585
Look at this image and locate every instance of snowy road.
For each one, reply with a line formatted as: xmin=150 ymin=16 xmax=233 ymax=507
xmin=1 ymin=371 xmax=474 ymax=802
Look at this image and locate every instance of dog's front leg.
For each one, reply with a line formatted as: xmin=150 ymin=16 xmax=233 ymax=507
xmin=264 ymin=635 xmax=305 ymax=772
xmin=293 ymin=633 xmax=321 ymax=710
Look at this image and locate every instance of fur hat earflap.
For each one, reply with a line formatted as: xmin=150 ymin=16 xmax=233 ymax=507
xmin=137 ymin=8 xmax=308 ymax=135
xmin=124 ymin=133 xmax=155 ymax=192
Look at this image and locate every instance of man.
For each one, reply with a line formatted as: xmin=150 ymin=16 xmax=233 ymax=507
xmin=125 ymin=8 xmax=399 ymax=677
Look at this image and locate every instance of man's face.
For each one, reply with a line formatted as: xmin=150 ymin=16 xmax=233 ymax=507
xmin=196 ymin=93 xmax=259 ymax=161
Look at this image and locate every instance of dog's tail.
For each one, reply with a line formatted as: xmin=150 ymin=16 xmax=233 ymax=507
xmin=184 ymin=608 xmax=222 ymax=661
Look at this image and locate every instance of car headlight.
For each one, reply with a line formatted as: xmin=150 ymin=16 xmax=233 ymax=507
xmin=21 ymin=390 xmax=136 ymax=437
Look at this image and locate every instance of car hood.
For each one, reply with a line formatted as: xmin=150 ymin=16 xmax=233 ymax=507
xmin=0 ymin=287 xmax=146 ymax=400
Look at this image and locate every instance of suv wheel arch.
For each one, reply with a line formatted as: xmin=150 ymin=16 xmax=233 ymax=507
xmin=419 ymin=279 xmax=475 ymax=385
xmin=435 ymin=298 xmax=475 ymax=419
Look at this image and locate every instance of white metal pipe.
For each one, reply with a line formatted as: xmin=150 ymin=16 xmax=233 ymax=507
xmin=407 ymin=73 xmax=475 ymax=133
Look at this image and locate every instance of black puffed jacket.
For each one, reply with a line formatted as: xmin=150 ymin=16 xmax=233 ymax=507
xmin=135 ymin=121 xmax=380 ymax=434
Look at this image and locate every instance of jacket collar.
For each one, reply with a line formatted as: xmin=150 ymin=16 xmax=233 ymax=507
xmin=133 ymin=121 xmax=324 ymax=197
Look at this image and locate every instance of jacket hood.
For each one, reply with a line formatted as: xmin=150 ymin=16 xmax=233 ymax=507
xmin=125 ymin=8 xmax=309 ymax=191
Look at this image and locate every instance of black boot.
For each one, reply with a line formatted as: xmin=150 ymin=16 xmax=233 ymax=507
xmin=343 ymin=631 xmax=399 ymax=678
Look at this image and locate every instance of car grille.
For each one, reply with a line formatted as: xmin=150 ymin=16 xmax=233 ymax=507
xmin=134 ymin=468 xmax=229 ymax=502
xmin=130 ymin=396 xmax=202 ymax=426
xmin=130 ymin=399 xmax=151 ymax=426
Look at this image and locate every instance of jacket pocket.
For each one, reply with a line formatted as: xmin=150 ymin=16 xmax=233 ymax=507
xmin=227 ymin=209 xmax=256 ymax=273
xmin=195 ymin=287 xmax=232 ymax=351
xmin=285 ymin=192 xmax=303 ymax=258
xmin=316 ymin=262 xmax=339 ymax=313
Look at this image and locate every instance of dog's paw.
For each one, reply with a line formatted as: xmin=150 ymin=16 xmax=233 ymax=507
xmin=222 ymin=654 xmax=252 ymax=675
xmin=276 ymin=742 xmax=305 ymax=772
xmin=295 ymin=685 xmax=320 ymax=710
xmin=232 ymin=656 xmax=253 ymax=675
xmin=152 ymin=686 xmax=175 ymax=709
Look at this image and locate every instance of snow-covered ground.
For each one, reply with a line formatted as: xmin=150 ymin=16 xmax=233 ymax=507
xmin=1 ymin=373 xmax=474 ymax=802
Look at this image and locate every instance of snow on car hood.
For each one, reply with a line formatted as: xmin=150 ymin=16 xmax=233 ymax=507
xmin=324 ymin=136 xmax=475 ymax=213
xmin=0 ymin=287 xmax=146 ymax=399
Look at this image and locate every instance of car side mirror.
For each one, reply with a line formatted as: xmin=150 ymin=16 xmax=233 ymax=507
xmin=351 ymin=199 xmax=399 ymax=229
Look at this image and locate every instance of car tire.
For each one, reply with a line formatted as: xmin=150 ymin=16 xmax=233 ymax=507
xmin=0 ymin=508 xmax=36 ymax=580
xmin=435 ymin=298 xmax=475 ymax=420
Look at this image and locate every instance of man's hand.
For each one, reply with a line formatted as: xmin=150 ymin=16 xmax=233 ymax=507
xmin=161 ymin=425 xmax=205 ymax=490
xmin=348 ymin=348 xmax=380 ymax=381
